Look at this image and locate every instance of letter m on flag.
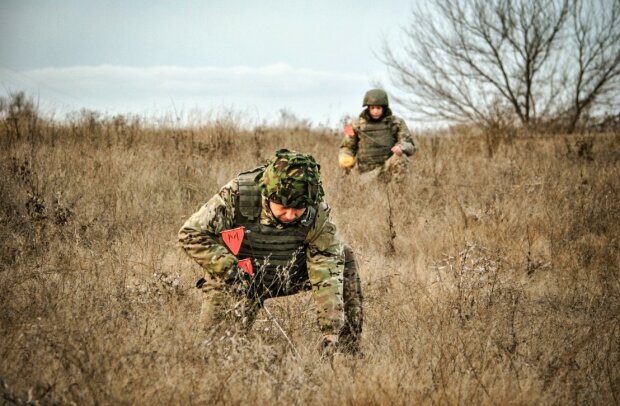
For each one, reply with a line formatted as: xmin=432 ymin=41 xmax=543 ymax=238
xmin=221 ymin=226 xmax=245 ymax=255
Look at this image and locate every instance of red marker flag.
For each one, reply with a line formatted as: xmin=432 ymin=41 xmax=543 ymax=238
xmin=237 ymin=258 xmax=254 ymax=276
xmin=344 ymin=124 xmax=355 ymax=136
xmin=221 ymin=226 xmax=245 ymax=255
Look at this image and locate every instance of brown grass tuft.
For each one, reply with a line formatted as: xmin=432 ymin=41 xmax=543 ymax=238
xmin=1 ymin=100 xmax=618 ymax=404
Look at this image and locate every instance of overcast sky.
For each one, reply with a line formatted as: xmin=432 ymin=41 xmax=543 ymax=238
xmin=0 ymin=0 xmax=417 ymax=127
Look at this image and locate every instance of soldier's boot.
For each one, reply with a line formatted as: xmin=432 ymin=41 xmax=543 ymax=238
xmin=340 ymin=245 xmax=364 ymax=355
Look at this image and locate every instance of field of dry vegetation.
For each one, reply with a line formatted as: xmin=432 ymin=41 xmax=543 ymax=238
xmin=1 ymin=98 xmax=619 ymax=405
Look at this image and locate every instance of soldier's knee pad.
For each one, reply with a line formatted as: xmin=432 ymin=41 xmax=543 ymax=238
xmin=343 ymin=245 xmax=363 ymax=298
xmin=344 ymin=244 xmax=357 ymax=270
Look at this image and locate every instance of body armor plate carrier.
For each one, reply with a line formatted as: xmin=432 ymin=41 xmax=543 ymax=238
xmin=356 ymin=118 xmax=395 ymax=171
xmin=233 ymin=168 xmax=317 ymax=298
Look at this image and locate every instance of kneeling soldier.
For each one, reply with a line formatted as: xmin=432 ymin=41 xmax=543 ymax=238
xmin=179 ymin=149 xmax=363 ymax=355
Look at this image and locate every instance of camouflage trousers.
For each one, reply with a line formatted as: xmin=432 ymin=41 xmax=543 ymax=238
xmin=358 ymin=154 xmax=409 ymax=183
xmin=198 ymin=245 xmax=364 ymax=354
xmin=340 ymin=245 xmax=364 ymax=354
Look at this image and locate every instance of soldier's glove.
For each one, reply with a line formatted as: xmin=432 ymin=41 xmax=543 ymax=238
xmin=224 ymin=266 xmax=253 ymax=298
xmin=318 ymin=334 xmax=339 ymax=358
xmin=338 ymin=152 xmax=356 ymax=169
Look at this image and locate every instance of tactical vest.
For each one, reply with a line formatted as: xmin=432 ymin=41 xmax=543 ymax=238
xmin=356 ymin=117 xmax=395 ymax=171
xmin=233 ymin=168 xmax=317 ymax=297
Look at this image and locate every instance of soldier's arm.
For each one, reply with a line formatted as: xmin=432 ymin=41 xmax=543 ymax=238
xmin=339 ymin=119 xmax=359 ymax=157
xmin=305 ymin=202 xmax=345 ymax=335
xmin=393 ymin=117 xmax=417 ymax=156
xmin=339 ymin=120 xmax=359 ymax=169
xmin=178 ymin=179 xmax=239 ymax=278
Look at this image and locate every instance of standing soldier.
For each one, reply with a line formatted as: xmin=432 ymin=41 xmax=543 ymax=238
xmin=178 ymin=149 xmax=363 ymax=355
xmin=339 ymin=89 xmax=416 ymax=181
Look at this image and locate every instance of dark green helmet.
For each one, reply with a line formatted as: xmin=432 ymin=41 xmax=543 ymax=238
xmin=362 ymin=88 xmax=389 ymax=107
xmin=256 ymin=149 xmax=324 ymax=208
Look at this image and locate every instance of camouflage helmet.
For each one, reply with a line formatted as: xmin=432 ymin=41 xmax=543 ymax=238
xmin=256 ymin=149 xmax=324 ymax=208
xmin=362 ymin=88 xmax=389 ymax=107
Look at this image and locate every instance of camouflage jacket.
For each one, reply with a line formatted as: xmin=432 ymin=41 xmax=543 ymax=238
xmin=340 ymin=109 xmax=416 ymax=161
xmin=178 ymin=178 xmax=345 ymax=334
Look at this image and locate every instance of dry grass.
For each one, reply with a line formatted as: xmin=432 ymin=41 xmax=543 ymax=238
xmin=1 ymin=104 xmax=618 ymax=405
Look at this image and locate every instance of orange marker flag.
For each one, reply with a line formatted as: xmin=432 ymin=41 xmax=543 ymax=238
xmin=221 ymin=226 xmax=245 ymax=255
xmin=237 ymin=258 xmax=254 ymax=276
xmin=344 ymin=124 xmax=355 ymax=136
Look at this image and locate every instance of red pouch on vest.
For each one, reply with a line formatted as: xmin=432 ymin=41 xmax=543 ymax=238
xmin=237 ymin=258 xmax=254 ymax=276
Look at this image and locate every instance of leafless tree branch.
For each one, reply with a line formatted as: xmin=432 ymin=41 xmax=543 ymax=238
xmin=381 ymin=0 xmax=620 ymax=132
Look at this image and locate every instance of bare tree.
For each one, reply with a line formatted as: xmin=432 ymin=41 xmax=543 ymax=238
xmin=563 ymin=0 xmax=620 ymax=131
xmin=382 ymin=0 xmax=620 ymax=132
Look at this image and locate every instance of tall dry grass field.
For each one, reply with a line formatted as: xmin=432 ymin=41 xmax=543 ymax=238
xmin=1 ymin=104 xmax=619 ymax=405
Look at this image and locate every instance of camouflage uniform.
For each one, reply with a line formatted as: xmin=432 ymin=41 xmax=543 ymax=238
xmin=179 ymin=149 xmax=363 ymax=354
xmin=340 ymin=89 xmax=416 ymax=181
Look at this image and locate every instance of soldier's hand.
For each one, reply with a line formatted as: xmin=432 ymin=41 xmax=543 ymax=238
xmin=338 ymin=153 xmax=356 ymax=169
xmin=224 ymin=266 xmax=252 ymax=297
xmin=391 ymin=145 xmax=403 ymax=156
xmin=318 ymin=334 xmax=339 ymax=358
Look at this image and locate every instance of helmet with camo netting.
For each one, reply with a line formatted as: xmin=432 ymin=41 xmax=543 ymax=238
xmin=256 ymin=149 xmax=324 ymax=208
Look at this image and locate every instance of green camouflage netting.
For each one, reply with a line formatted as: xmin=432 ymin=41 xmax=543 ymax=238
xmin=256 ymin=149 xmax=324 ymax=208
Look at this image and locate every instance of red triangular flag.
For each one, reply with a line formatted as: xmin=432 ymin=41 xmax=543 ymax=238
xmin=221 ymin=226 xmax=245 ymax=255
xmin=237 ymin=258 xmax=254 ymax=276
xmin=344 ymin=124 xmax=355 ymax=136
